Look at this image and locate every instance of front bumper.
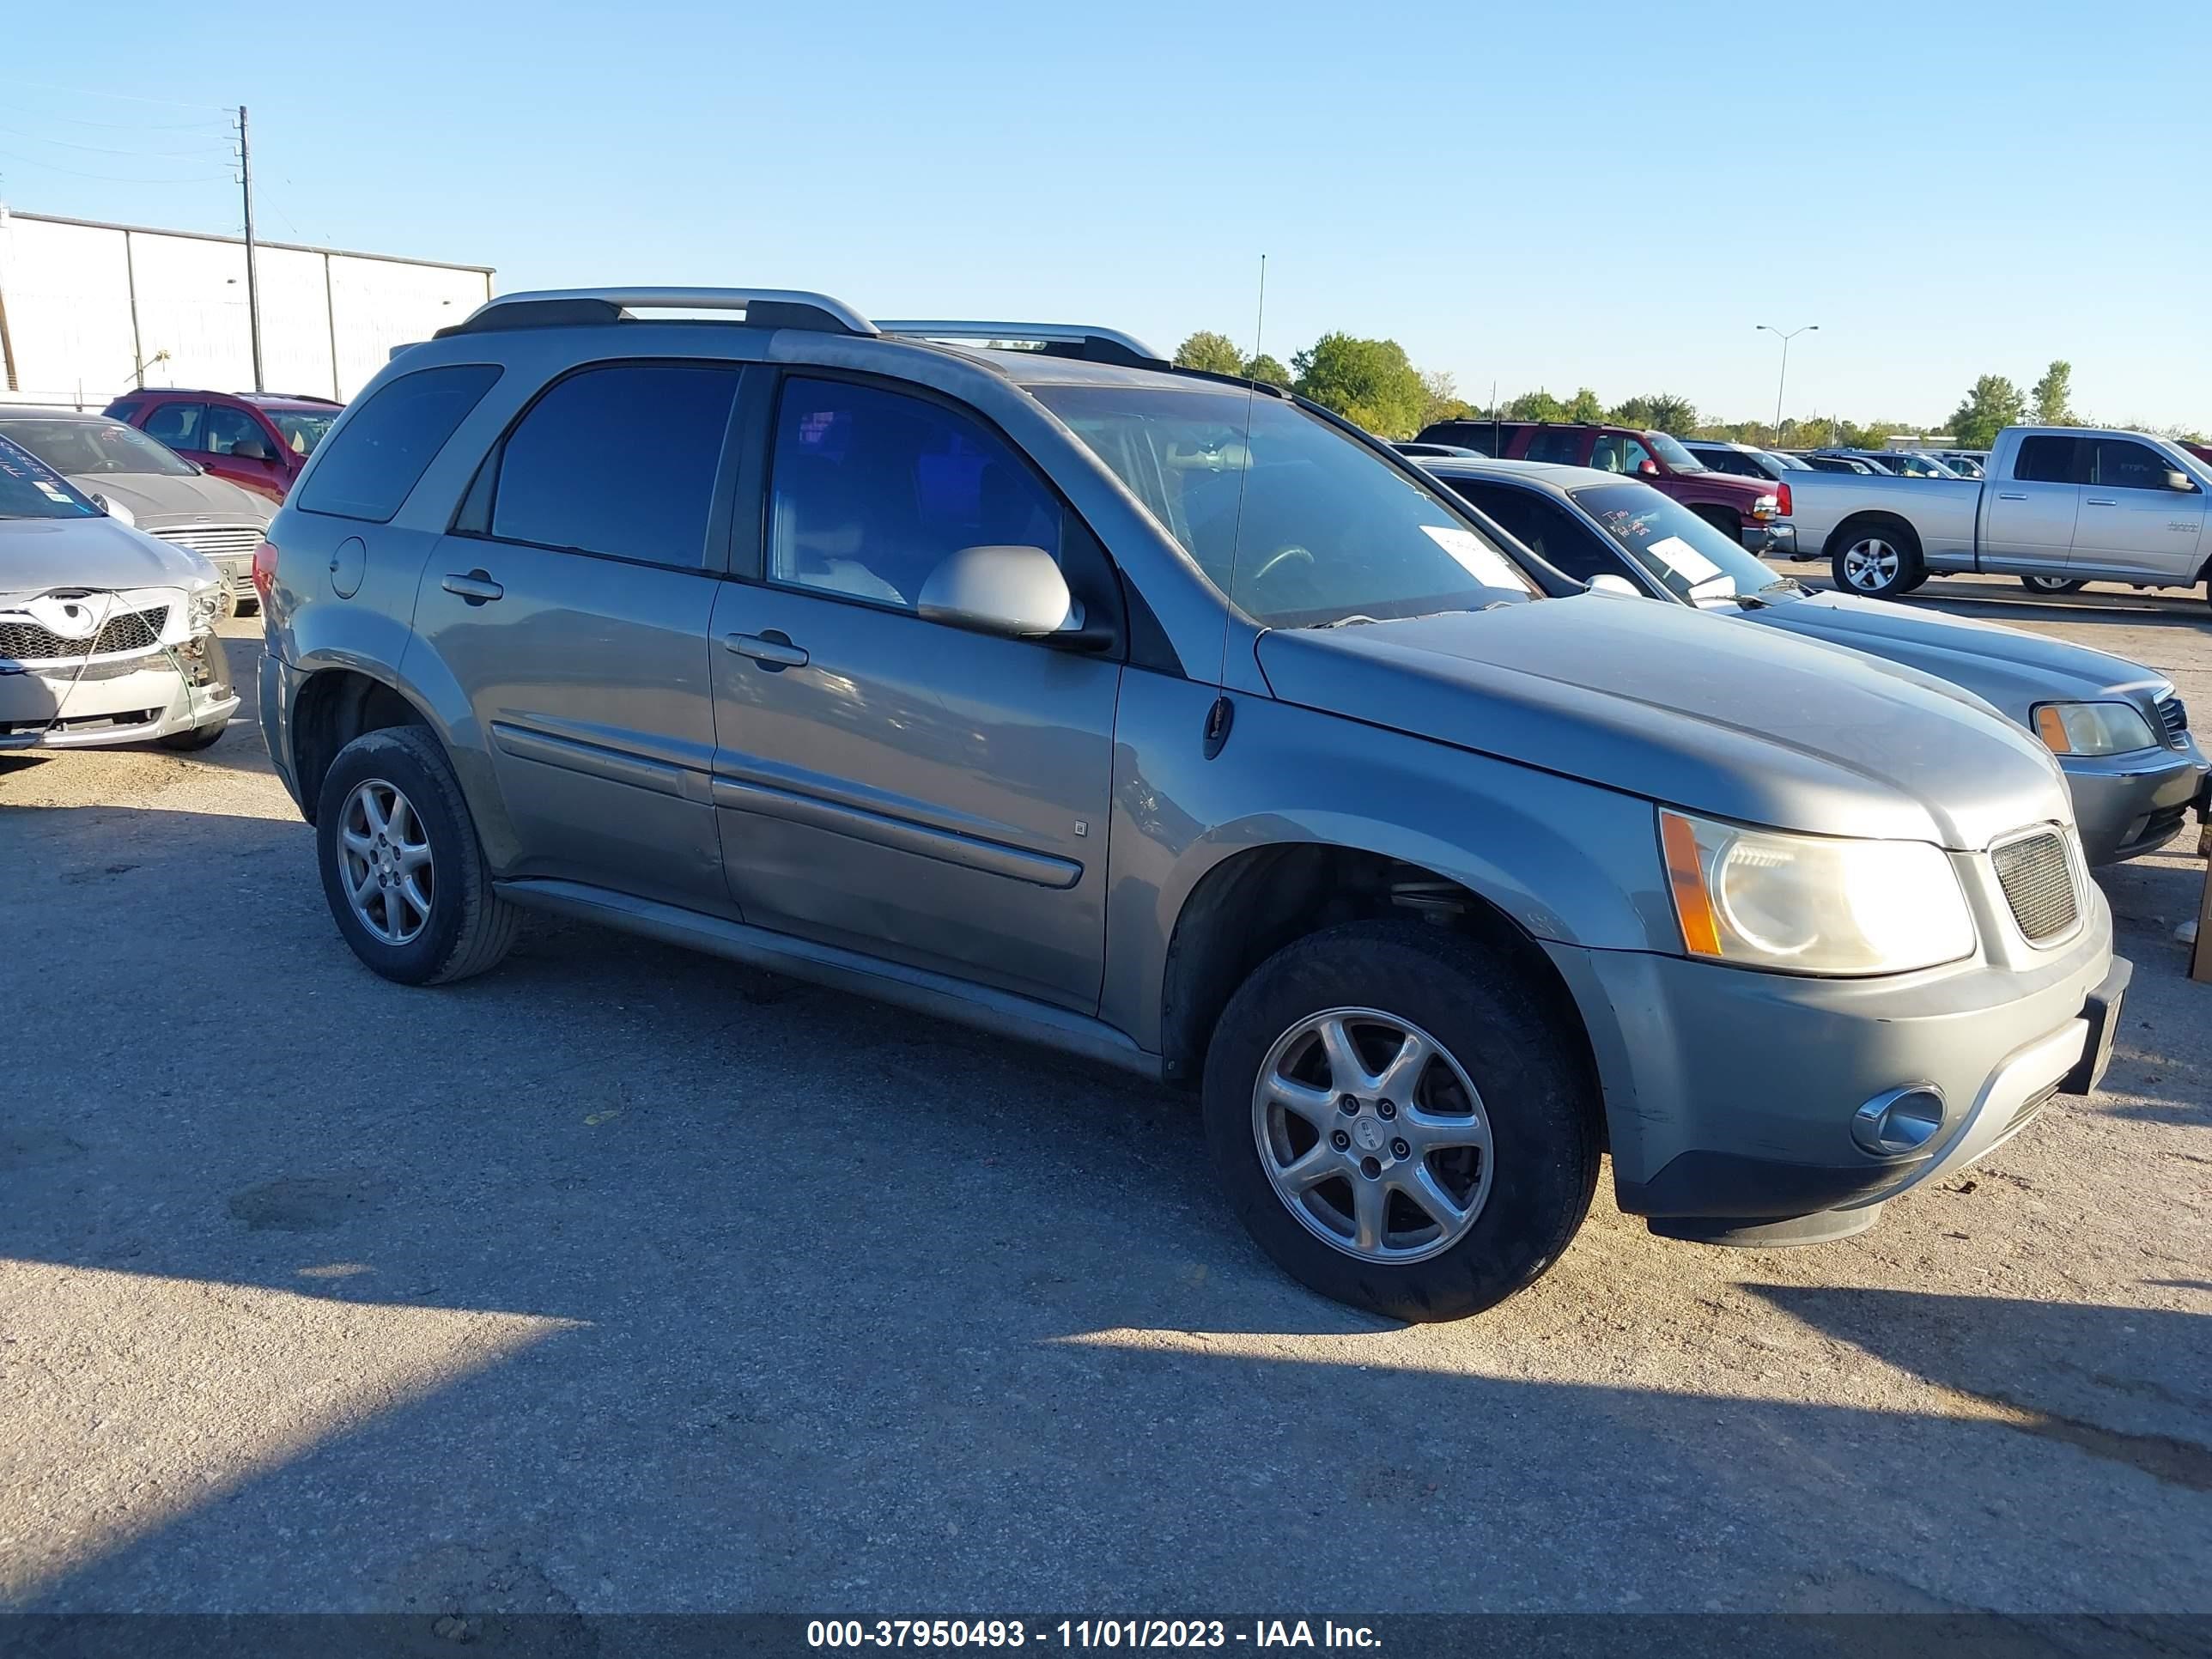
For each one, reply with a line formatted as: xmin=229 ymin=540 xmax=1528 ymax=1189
xmin=0 ymin=635 xmax=238 ymax=750
xmin=2062 ymin=738 xmax=2209 ymax=864
xmin=1745 ymin=520 xmax=1796 ymax=556
xmin=1545 ymin=870 xmax=2118 ymax=1241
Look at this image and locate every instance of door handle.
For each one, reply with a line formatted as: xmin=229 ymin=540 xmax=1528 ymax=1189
xmin=723 ymin=630 xmax=809 ymax=669
xmin=1996 ymin=491 xmax=2028 ymax=501
xmin=441 ymin=570 xmax=504 ymax=605
xmin=2084 ymin=497 xmax=2118 ymax=507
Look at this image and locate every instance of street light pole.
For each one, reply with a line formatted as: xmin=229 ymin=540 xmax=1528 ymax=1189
xmin=1755 ymin=323 xmax=1817 ymax=433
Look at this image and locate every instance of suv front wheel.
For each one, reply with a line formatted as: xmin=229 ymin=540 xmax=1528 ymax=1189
xmin=1201 ymin=920 xmax=1600 ymax=1320
xmin=315 ymin=725 xmax=519 ymax=986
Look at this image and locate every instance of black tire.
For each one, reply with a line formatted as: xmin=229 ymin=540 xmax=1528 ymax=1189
xmin=2021 ymin=574 xmax=2086 ymax=596
xmin=315 ymin=724 xmax=519 ymax=986
xmin=1899 ymin=568 xmax=1931 ymax=594
xmin=1829 ymin=520 xmax=1924 ymax=599
xmin=1200 ymin=919 xmax=1600 ymax=1322
xmin=1692 ymin=506 xmax=1742 ymax=545
xmin=158 ymin=719 xmax=228 ymax=752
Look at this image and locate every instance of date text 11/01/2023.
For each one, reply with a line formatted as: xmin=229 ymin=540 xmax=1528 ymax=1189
xmin=807 ymin=1620 xmax=1382 ymax=1649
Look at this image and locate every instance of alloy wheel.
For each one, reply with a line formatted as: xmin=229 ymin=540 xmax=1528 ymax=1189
xmin=338 ymin=777 xmax=434 ymax=946
xmin=1843 ymin=538 xmax=1901 ymax=592
xmin=1250 ymin=1007 xmax=1494 ymax=1264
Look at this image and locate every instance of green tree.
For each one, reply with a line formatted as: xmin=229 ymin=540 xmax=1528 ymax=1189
xmin=1291 ymin=334 xmax=1430 ymax=437
xmin=1173 ymin=331 xmax=1247 ymax=376
xmin=1561 ymin=387 xmax=1606 ymax=424
xmin=1243 ymin=352 xmax=1291 ymax=387
xmin=1504 ymin=388 xmax=1568 ymax=422
xmin=2031 ymin=359 xmax=2074 ymax=426
xmin=1948 ymin=374 xmax=2027 ymax=449
xmin=1610 ymin=392 xmax=1699 ymax=436
xmin=1419 ymin=369 xmax=1474 ymax=428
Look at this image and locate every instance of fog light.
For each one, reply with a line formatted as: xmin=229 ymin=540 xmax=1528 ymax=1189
xmin=1852 ymin=1085 xmax=1946 ymax=1157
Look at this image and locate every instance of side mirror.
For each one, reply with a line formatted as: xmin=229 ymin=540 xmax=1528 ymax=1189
xmin=1634 ymin=459 xmax=1660 ymax=477
xmin=2166 ymin=469 xmax=2197 ymax=493
xmin=1587 ymin=574 xmax=1642 ymax=598
xmin=90 ymin=493 xmax=136 ymax=527
xmin=919 ymin=544 xmax=1083 ymax=640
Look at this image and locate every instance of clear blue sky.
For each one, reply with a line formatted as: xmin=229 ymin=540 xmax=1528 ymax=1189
xmin=6 ymin=0 xmax=2208 ymax=429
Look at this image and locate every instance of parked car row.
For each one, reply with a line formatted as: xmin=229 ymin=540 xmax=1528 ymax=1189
xmin=247 ymin=287 xmax=2139 ymax=1322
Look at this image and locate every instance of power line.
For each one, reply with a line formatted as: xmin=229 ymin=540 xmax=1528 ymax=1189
xmin=0 ymin=148 xmax=222 ymax=186
xmin=7 ymin=79 xmax=234 ymax=115
xmin=0 ymin=122 xmax=234 ymax=160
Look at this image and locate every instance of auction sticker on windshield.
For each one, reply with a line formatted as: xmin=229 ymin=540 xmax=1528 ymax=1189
xmin=1647 ymin=535 xmax=1722 ymax=584
xmin=1421 ymin=525 xmax=1523 ymax=590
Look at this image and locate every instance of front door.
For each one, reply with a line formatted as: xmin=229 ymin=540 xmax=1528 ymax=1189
xmin=198 ymin=405 xmax=292 ymax=502
xmin=708 ymin=373 xmax=1122 ymax=1012
xmin=1981 ymin=433 xmax=2081 ymax=574
xmin=2066 ymin=436 xmax=2209 ymax=581
xmin=410 ymin=360 xmax=743 ymax=908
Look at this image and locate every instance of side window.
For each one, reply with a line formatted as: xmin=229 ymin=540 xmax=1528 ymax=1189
xmin=489 ymin=363 xmax=739 ymax=568
xmin=768 ymin=376 xmax=1068 ymax=612
xmin=141 ymin=402 xmax=205 ymax=453
xmin=295 ymin=363 xmax=502 ymax=524
xmin=2091 ymin=439 xmax=2183 ymax=492
xmin=201 ymin=404 xmax=268 ymax=458
xmin=1524 ymin=428 xmax=1583 ymax=465
xmin=1453 ymin=483 xmax=1618 ymax=583
xmin=2013 ymin=435 xmax=2081 ymax=484
xmin=1621 ymin=436 xmax=1656 ymax=473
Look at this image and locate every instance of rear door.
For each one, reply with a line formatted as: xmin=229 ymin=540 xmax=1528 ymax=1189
xmin=706 ymin=371 xmax=1123 ymax=1012
xmin=1980 ymin=434 xmax=2081 ymax=575
xmin=411 ymin=360 xmax=741 ymax=908
xmin=2067 ymin=436 xmax=2208 ymax=581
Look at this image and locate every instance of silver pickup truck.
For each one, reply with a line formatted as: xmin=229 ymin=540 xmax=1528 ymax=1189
xmin=1785 ymin=426 xmax=2211 ymax=605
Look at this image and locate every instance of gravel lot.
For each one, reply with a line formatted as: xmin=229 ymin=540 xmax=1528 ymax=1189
xmin=3 ymin=574 xmax=2208 ymax=1621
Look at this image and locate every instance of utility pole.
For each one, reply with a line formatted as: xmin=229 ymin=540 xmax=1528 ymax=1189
xmin=1755 ymin=323 xmax=1817 ymax=434
xmin=237 ymin=105 xmax=264 ymax=393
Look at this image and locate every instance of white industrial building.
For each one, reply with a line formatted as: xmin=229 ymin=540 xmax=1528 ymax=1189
xmin=0 ymin=206 xmax=493 ymax=409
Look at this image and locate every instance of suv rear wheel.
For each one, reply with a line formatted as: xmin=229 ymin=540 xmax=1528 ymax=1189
xmin=315 ymin=726 xmax=518 ymax=985
xmin=1201 ymin=920 xmax=1600 ymax=1321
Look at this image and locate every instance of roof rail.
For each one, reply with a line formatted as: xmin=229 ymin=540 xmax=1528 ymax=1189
xmin=437 ymin=287 xmax=878 ymax=340
xmin=878 ymin=320 xmax=1166 ymax=370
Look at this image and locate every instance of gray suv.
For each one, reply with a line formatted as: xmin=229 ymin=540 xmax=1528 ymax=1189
xmin=257 ymin=288 xmax=2128 ymax=1320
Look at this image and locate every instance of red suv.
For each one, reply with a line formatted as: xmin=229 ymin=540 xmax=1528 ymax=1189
xmin=103 ymin=389 xmax=343 ymax=505
xmin=1415 ymin=419 xmax=1795 ymax=555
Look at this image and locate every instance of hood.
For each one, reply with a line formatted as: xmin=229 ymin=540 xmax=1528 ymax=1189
xmin=1254 ymin=593 xmax=2071 ymax=851
xmin=65 ymin=468 xmax=273 ymax=527
xmin=1744 ymin=589 xmax=2167 ymax=724
xmin=0 ymin=513 xmax=222 ymax=603
xmin=1672 ymin=467 xmax=1771 ymax=503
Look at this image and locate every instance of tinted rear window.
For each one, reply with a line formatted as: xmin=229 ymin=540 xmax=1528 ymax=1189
xmin=490 ymin=363 xmax=741 ymax=568
xmin=2013 ymin=435 xmax=2081 ymax=485
xmin=295 ymin=364 xmax=501 ymax=523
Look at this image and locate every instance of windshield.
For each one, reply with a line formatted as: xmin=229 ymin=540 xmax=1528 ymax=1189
xmin=1570 ymin=482 xmax=1792 ymax=605
xmin=1035 ymin=385 xmax=1534 ymax=628
xmin=1763 ymin=448 xmax=1810 ymax=471
xmin=0 ymin=436 xmax=100 ymax=520
xmin=266 ymin=410 xmax=337 ymax=455
xmin=1646 ymin=432 xmax=1705 ymax=472
xmin=0 ymin=417 xmax=198 ymax=477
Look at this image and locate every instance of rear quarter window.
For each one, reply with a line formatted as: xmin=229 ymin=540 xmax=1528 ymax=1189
xmin=295 ymin=363 xmax=502 ymax=523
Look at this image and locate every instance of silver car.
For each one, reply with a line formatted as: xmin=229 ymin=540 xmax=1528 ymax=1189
xmin=0 ymin=407 xmax=273 ymax=616
xmin=256 ymin=288 xmax=2126 ymax=1321
xmin=1429 ymin=458 xmax=2210 ymax=865
xmin=0 ymin=436 xmax=238 ymax=752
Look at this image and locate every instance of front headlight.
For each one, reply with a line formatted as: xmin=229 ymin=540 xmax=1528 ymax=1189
xmin=1748 ymin=493 xmax=1781 ymax=521
xmin=186 ymin=584 xmax=226 ymax=629
xmin=2032 ymin=701 xmax=2157 ymax=757
xmin=1659 ymin=809 xmax=1976 ymax=975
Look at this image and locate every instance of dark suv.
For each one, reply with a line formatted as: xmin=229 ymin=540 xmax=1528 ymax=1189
xmin=1417 ymin=419 xmax=1794 ymax=555
xmin=105 ymin=389 xmax=342 ymax=505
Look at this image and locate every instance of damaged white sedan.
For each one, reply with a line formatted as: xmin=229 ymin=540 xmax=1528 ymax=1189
xmin=1 ymin=434 xmax=240 ymax=753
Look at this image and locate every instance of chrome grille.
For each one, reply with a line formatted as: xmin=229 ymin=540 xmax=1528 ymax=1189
xmin=2157 ymin=695 xmax=2188 ymax=745
xmin=1992 ymin=830 xmax=2079 ymax=945
xmin=0 ymin=605 xmax=169 ymax=663
xmin=146 ymin=522 xmax=264 ymax=559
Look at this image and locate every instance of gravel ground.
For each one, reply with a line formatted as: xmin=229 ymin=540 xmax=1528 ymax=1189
xmin=2 ymin=580 xmax=2208 ymax=1620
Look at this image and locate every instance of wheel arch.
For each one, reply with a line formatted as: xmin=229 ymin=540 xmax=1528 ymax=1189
xmin=1154 ymin=839 xmax=1603 ymax=1142
xmin=288 ymin=665 xmax=436 ymax=824
xmin=1822 ymin=509 xmax=1923 ymax=564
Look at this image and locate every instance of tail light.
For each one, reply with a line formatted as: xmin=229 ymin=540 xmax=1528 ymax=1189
xmin=252 ymin=537 xmax=280 ymax=605
xmin=1778 ymin=481 xmax=1794 ymax=518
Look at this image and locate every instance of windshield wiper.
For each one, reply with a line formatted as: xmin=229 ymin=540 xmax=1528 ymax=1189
xmin=1309 ymin=614 xmax=1384 ymax=629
